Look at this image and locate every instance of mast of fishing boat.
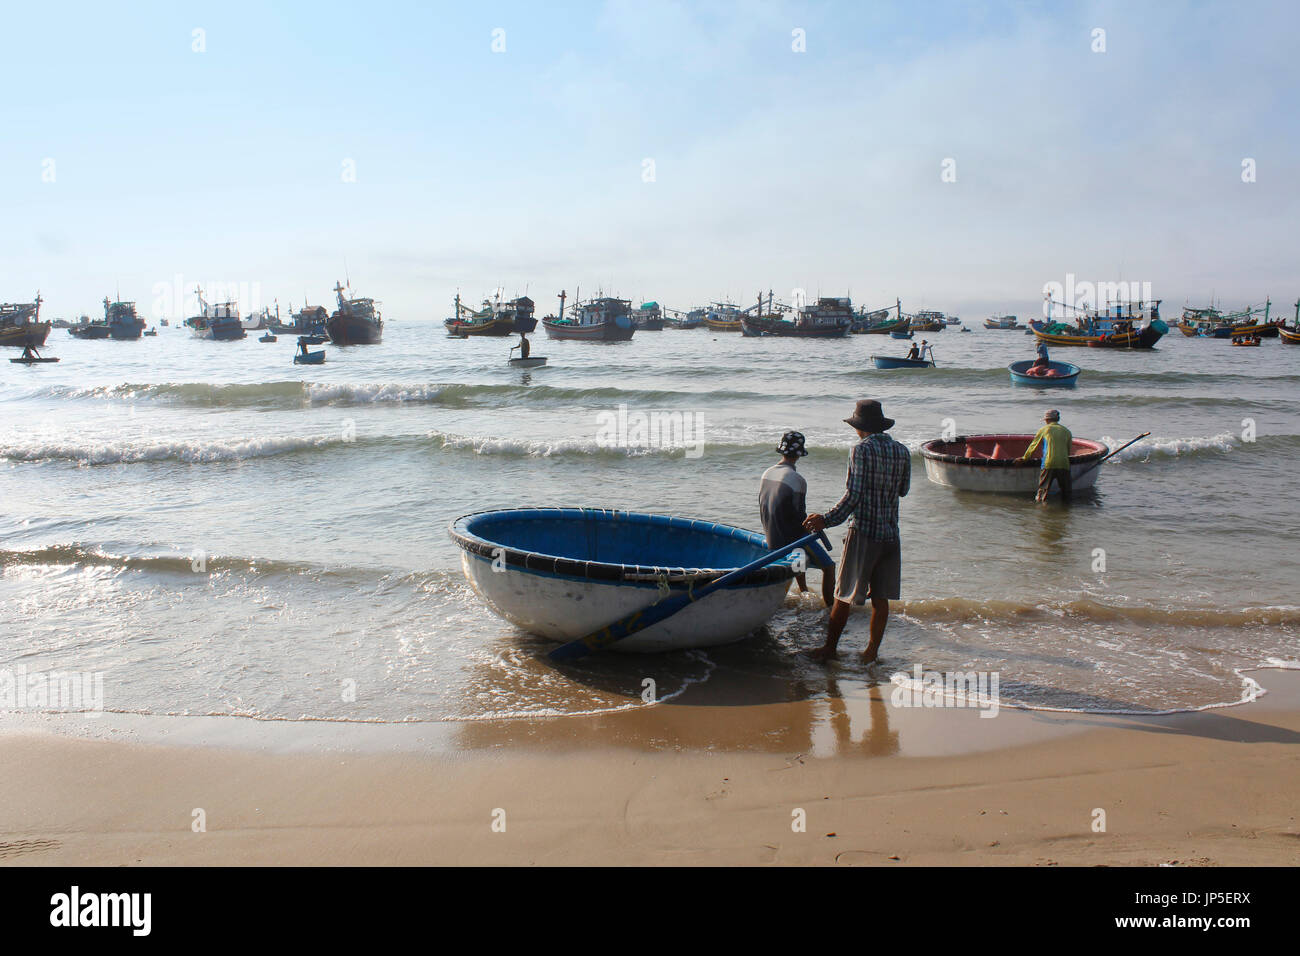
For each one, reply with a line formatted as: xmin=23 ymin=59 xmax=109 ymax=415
xmin=558 ymin=289 xmax=567 ymax=321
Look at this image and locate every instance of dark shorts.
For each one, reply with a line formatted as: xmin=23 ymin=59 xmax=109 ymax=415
xmin=1037 ymin=467 xmax=1072 ymax=500
xmin=836 ymin=529 xmax=900 ymax=604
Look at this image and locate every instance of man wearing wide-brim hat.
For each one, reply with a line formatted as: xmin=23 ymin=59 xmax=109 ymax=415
xmin=803 ymin=400 xmax=911 ymax=663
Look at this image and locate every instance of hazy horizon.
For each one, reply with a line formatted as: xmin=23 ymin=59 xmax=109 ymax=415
xmin=5 ymin=0 xmax=1298 ymax=324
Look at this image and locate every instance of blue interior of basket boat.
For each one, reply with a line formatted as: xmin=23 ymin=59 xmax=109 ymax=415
xmin=459 ymin=508 xmax=773 ymax=569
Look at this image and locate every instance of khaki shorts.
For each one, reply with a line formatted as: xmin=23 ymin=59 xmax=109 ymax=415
xmin=836 ymin=529 xmax=901 ymax=604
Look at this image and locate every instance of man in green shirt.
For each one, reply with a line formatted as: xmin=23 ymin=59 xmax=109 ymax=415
xmin=1021 ymin=409 xmax=1073 ymax=503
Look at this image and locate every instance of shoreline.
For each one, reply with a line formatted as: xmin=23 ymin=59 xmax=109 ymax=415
xmin=2 ymin=669 xmax=1297 ymax=866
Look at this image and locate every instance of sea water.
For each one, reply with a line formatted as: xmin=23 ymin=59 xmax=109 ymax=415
xmin=2 ymin=323 xmax=1297 ymax=725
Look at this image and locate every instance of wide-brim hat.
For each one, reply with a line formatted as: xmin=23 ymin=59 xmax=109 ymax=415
xmin=844 ymin=399 xmax=894 ymax=432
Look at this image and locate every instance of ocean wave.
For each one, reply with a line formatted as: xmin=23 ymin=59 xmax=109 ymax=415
xmin=898 ymin=596 xmax=1300 ymax=629
xmin=0 ymin=542 xmax=452 ymax=582
xmin=23 ymin=380 xmax=774 ymax=409
xmin=0 ymin=432 xmax=348 ymax=465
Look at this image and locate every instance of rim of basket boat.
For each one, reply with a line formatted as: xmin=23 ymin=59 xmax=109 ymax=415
xmin=1007 ymin=359 xmax=1081 ymax=374
xmin=919 ymin=435 xmax=1108 ymax=468
xmin=448 ymin=507 xmax=793 ymax=585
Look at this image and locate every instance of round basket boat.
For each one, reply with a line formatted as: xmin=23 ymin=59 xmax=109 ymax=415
xmin=920 ymin=434 xmax=1109 ymax=494
xmin=1008 ymin=359 xmax=1080 ymax=387
xmin=448 ymin=508 xmax=798 ymax=652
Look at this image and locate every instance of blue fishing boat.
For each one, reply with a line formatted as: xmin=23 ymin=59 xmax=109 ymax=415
xmin=1008 ymin=359 xmax=1080 ymax=387
xmin=872 ymin=354 xmax=933 ymax=369
xmin=449 ymin=508 xmax=800 ymax=652
xmin=890 ymin=330 xmax=914 ymax=340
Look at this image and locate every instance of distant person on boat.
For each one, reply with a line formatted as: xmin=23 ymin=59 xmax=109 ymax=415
xmin=906 ymin=342 xmax=921 ymax=360
xmin=1020 ymin=409 xmax=1073 ymax=503
xmin=759 ymin=432 xmax=835 ymax=606
xmin=1033 ymin=342 xmax=1049 ymax=366
xmin=515 ymin=333 xmax=531 ymax=360
xmin=802 ymin=400 xmax=910 ymax=664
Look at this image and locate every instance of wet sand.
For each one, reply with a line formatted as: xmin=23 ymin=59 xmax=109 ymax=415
xmin=2 ymin=669 xmax=1297 ymax=866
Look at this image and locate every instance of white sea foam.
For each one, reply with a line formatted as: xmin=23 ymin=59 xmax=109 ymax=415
xmin=0 ymin=433 xmax=343 ymax=465
xmin=1101 ymin=431 xmax=1239 ymax=462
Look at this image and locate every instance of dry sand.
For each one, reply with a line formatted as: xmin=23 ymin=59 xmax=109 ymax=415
xmin=1 ymin=670 xmax=1297 ymax=866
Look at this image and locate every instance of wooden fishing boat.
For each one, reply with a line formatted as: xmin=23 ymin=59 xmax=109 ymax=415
xmin=0 ymin=295 xmax=51 ymax=347
xmin=662 ymin=308 xmax=704 ymax=330
xmin=258 ymin=333 xmax=277 ymax=343
xmin=543 ymin=293 xmax=635 ymax=340
xmin=449 ymin=508 xmax=798 ymax=652
xmin=185 ymin=287 xmax=246 ymax=340
xmin=271 ymin=304 xmax=328 ymax=336
xmin=890 ymin=330 xmax=914 ymax=340
xmin=1034 ymin=297 xmax=1166 ymax=348
xmin=872 ymin=354 xmax=933 ymax=369
xmin=632 ymin=302 xmax=664 ymax=331
xmin=920 ymin=435 xmax=1109 ymax=494
xmin=984 ymin=314 xmax=1022 ymax=330
xmin=740 ymin=295 xmax=851 ymax=338
xmin=1278 ymin=325 xmax=1300 ymax=344
xmin=444 ymin=292 xmax=537 ymax=337
xmin=703 ymin=302 xmax=745 ymax=332
xmin=71 ymin=297 xmax=143 ymax=340
xmin=910 ymin=311 xmax=947 ymax=332
xmin=326 ymin=281 xmax=382 ymax=344
xmin=1008 ymin=359 xmax=1080 ymax=387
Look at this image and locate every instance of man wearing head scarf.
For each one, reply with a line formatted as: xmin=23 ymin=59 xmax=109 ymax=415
xmin=760 ymin=431 xmax=835 ymax=606
xmin=1021 ymin=408 xmax=1073 ymax=502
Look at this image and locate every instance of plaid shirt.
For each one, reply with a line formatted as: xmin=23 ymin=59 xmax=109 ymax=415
xmin=822 ymin=433 xmax=911 ymax=540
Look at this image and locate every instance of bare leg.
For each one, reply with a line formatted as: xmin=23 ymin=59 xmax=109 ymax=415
xmin=861 ymin=596 xmax=890 ymax=663
xmin=795 ymin=571 xmax=809 ymax=593
xmin=808 ymin=600 xmax=852 ymax=661
xmin=820 ymin=564 xmax=836 ymax=608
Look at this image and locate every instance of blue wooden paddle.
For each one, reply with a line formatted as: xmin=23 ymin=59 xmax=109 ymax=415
xmin=548 ymin=529 xmax=833 ymax=662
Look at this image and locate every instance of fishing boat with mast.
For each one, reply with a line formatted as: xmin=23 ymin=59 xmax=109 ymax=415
xmin=326 ymin=280 xmax=383 ymax=345
xmin=741 ymin=291 xmax=852 ymax=338
xmin=702 ymin=302 xmax=745 ymax=332
xmin=184 ymin=287 xmax=246 ymax=340
xmin=662 ymin=307 xmax=704 ymax=330
xmin=910 ymin=310 xmax=947 ymax=332
xmin=70 ymin=297 xmax=145 ymax=340
xmin=541 ymin=290 xmax=635 ymax=341
xmin=984 ymin=314 xmax=1022 ymax=330
xmin=632 ymin=301 xmax=665 ymax=331
xmin=270 ymin=302 xmax=329 ymax=337
xmin=0 ymin=295 xmax=51 ymax=347
xmin=1279 ymin=299 xmax=1300 ymax=344
xmin=242 ymin=304 xmax=277 ymax=331
xmin=1030 ymin=295 xmax=1167 ymax=349
xmin=1179 ymin=300 xmax=1278 ymax=338
xmin=855 ymin=299 xmax=911 ymax=335
xmin=443 ymin=292 xmax=537 ymax=336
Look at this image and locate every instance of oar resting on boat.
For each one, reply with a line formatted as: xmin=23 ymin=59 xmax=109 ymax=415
xmin=549 ymin=528 xmax=832 ymax=662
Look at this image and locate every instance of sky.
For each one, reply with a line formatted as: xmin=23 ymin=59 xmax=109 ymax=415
xmin=3 ymin=0 xmax=1299 ymax=323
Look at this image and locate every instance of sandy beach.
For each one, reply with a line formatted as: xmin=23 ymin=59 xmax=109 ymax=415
xmin=3 ymin=668 xmax=1296 ymax=867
